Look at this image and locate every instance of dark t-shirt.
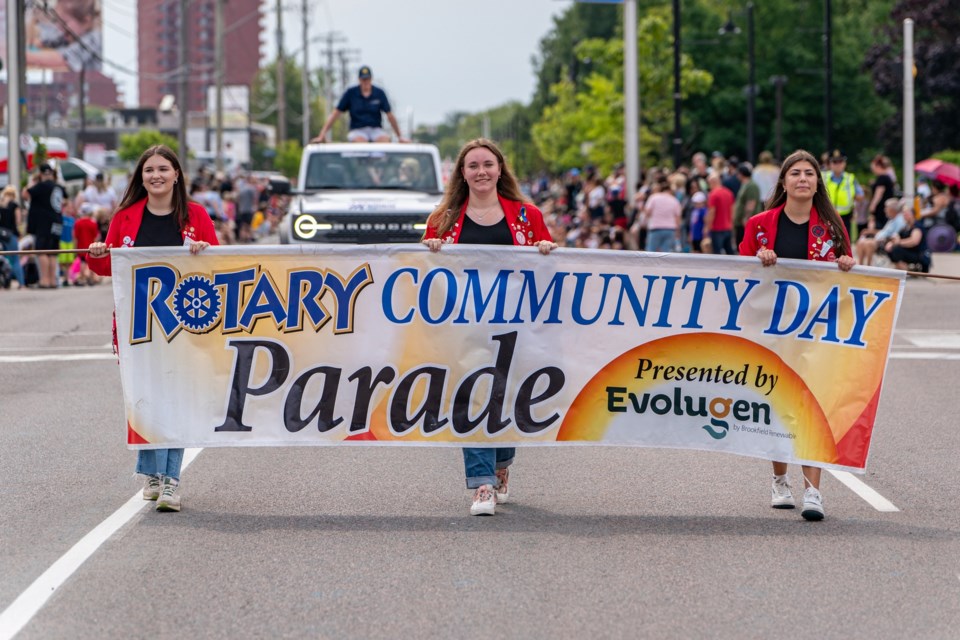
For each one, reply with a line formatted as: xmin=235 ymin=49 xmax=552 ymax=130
xmin=0 ymin=202 xmax=19 ymax=235
xmin=773 ymin=212 xmax=809 ymax=260
xmin=26 ymin=180 xmax=65 ymax=236
xmin=870 ymin=174 xmax=894 ymax=228
xmin=337 ymin=85 xmax=392 ymax=129
xmin=458 ymin=215 xmax=513 ymax=246
xmin=135 ymin=207 xmax=183 ymax=247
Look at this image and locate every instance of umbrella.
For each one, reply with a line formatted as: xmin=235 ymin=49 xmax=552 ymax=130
xmin=926 ymin=222 xmax=958 ymax=252
xmin=915 ymin=158 xmax=960 ymax=186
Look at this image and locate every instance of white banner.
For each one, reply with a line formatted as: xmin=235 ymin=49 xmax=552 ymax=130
xmin=111 ymin=245 xmax=904 ymax=472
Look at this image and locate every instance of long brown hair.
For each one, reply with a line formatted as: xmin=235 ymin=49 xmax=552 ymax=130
xmin=116 ymin=145 xmax=190 ymax=229
xmin=425 ymin=138 xmax=525 ymax=237
xmin=765 ymin=149 xmax=849 ymax=256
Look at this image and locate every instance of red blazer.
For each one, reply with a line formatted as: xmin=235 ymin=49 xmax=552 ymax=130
xmin=423 ymin=194 xmax=552 ymax=246
xmin=738 ymin=204 xmax=851 ymax=262
xmin=88 ymin=200 xmax=219 ymax=276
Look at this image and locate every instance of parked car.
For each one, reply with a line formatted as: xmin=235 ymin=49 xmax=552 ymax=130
xmin=46 ymin=156 xmax=101 ymax=198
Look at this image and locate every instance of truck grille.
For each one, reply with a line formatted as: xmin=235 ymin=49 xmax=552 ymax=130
xmin=292 ymin=213 xmax=427 ymax=244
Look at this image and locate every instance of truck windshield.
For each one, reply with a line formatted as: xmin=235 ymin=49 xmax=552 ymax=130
xmin=304 ymin=151 xmax=439 ymax=191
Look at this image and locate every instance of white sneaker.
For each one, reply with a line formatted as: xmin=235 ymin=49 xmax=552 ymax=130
xmin=801 ymin=487 xmax=825 ymax=521
xmin=771 ymin=475 xmax=795 ymax=509
xmin=142 ymin=476 xmax=161 ymax=501
xmin=156 ymin=477 xmax=181 ymax=512
xmin=495 ymin=467 xmax=509 ymax=504
xmin=470 ymin=484 xmax=496 ymax=516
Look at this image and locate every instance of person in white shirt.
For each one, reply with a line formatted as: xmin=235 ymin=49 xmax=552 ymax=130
xmin=855 ymin=198 xmax=907 ymax=265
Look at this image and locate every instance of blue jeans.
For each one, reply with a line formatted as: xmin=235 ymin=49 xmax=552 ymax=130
xmin=646 ymin=228 xmax=677 ymax=252
xmin=710 ymin=230 xmax=735 ymax=254
xmin=2 ymin=232 xmax=24 ymax=286
xmin=136 ymin=448 xmax=184 ymax=480
xmin=463 ymin=447 xmax=514 ymax=489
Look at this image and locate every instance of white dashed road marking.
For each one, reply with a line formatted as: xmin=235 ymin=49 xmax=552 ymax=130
xmin=0 ymin=449 xmax=203 ymax=640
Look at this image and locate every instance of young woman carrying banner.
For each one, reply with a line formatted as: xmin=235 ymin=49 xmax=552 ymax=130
xmin=422 ymin=138 xmax=558 ymax=516
xmin=87 ymin=145 xmax=219 ymax=512
xmin=738 ymin=149 xmax=855 ymax=521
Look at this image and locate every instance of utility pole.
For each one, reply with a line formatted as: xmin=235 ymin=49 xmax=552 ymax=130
xmin=337 ymin=48 xmax=361 ymax=94
xmin=903 ymin=19 xmax=915 ymax=206
xmin=6 ymin=0 xmax=22 ymax=192
xmin=178 ymin=0 xmax=189 ymax=160
xmin=215 ymin=0 xmax=224 ymax=173
xmin=78 ymin=62 xmax=86 ymax=156
xmin=320 ymin=32 xmax=346 ymax=141
xmin=276 ymin=0 xmax=286 ymax=144
xmin=746 ymin=2 xmax=755 ymax=165
xmin=624 ymin=0 xmax=639 ymax=205
xmin=672 ymin=0 xmax=682 ymax=169
xmin=301 ymin=0 xmax=310 ymax=146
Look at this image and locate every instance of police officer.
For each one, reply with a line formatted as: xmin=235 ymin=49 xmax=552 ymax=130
xmin=822 ymin=149 xmax=863 ymax=235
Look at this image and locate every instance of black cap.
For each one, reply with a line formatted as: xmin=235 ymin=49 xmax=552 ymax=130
xmin=39 ymin=163 xmax=54 ymax=174
xmin=737 ymin=162 xmax=753 ymax=177
xmin=829 ymin=149 xmax=847 ymax=162
xmin=358 ymin=65 xmax=372 ymax=79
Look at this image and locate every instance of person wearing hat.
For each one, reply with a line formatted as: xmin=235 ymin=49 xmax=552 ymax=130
xmin=22 ymin=163 xmax=66 ymax=288
xmin=312 ymin=65 xmax=408 ymax=143
xmin=822 ymin=149 xmax=863 ymax=235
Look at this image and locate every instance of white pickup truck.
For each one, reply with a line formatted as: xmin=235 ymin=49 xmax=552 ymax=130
xmin=279 ymin=142 xmax=444 ymax=244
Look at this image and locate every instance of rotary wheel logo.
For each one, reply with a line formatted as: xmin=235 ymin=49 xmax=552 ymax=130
xmin=173 ymin=275 xmax=222 ymax=333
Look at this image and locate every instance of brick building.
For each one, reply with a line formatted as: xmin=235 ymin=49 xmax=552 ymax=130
xmin=137 ymin=0 xmax=263 ymax=112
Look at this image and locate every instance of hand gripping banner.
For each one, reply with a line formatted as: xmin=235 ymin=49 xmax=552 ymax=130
xmin=110 ymin=245 xmax=904 ymax=473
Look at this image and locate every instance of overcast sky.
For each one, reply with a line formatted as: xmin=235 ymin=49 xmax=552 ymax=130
xmin=101 ymin=0 xmax=577 ymax=128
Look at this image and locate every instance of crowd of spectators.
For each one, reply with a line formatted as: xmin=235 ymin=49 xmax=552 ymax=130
xmin=521 ymin=151 xmax=777 ymax=254
xmin=519 ymin=149 xmax=960 ymax=272
xmin=1 ymin=164 xmax=290 ymax=290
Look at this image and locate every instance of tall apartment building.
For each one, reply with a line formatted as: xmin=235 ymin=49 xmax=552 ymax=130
xmin=138 ymin=0 xmax=263 ymax=112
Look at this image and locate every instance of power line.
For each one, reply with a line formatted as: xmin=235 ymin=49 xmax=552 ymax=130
xmin=30 ymin=0 xmax=180 ymax=80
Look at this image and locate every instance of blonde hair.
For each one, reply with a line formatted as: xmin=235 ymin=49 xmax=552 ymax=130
xmin=1 ymin=185 xmax=17 ymax=207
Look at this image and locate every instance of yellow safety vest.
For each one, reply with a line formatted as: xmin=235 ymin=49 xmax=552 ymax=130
xmin=823 ymin=172 xmax=856 ymax=216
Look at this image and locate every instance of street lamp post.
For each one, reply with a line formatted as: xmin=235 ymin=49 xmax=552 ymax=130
xmin=824 ymin=0 xmax=833 ymax=153
xmin=719 ymin=2 xmax=756 ymax=164
xmin=769 ymin=75 xmax=788 ymax=161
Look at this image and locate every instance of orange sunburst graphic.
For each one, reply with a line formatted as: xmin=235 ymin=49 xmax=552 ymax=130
xmin=557 ymin=333 xmax=838 ymax=463
xmin=127 ymin=421 xmax=150 ymax=445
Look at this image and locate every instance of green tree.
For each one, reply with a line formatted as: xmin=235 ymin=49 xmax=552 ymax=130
xmin=118 ymin=130 xmax=179 ymax=162
xmin=274 ymin=139 xmax=302 ymax=180
xmin=681 ymin=0 xmax=892 ymax=165
xmin=531 ymin=3 xmax=621 ymax=114
xmin=251 ymin=59 xmax=327 ymax=145
xmin=532 ymin=7 xmax=712 ymax=173
xmin=865 ymin=0 xmax=960 ymax=159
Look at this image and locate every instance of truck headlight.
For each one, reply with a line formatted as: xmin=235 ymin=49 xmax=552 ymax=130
xmin=294 ymin=215 xmax=333 ymax=239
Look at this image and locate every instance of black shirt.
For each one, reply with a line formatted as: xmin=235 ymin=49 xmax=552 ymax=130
xmin=135 ymin=207 xmax=183 ymax=247
xmin=458 ymin=215 xmax=513 ymax=246
xmin=26 ymin=180 xmax=65 ymax=236
xmin=0 ymin=202 xmax=18 ymax=235
xmin=870 ymin=174 xmax=894 ymax=228
xmin=773 ymin=211 xmax=809 ymax=260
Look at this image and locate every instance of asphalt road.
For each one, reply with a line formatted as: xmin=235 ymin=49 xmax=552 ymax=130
xmin=2 ymin=272 xmax=959 ymax=639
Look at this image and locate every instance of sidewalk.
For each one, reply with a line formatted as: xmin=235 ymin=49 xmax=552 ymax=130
xmin=929 ymin=251 xmax=960 ymax=280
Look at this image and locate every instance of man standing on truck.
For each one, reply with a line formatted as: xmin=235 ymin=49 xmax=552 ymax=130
xmin=312 ymin=65 xmax=409 ymax=143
